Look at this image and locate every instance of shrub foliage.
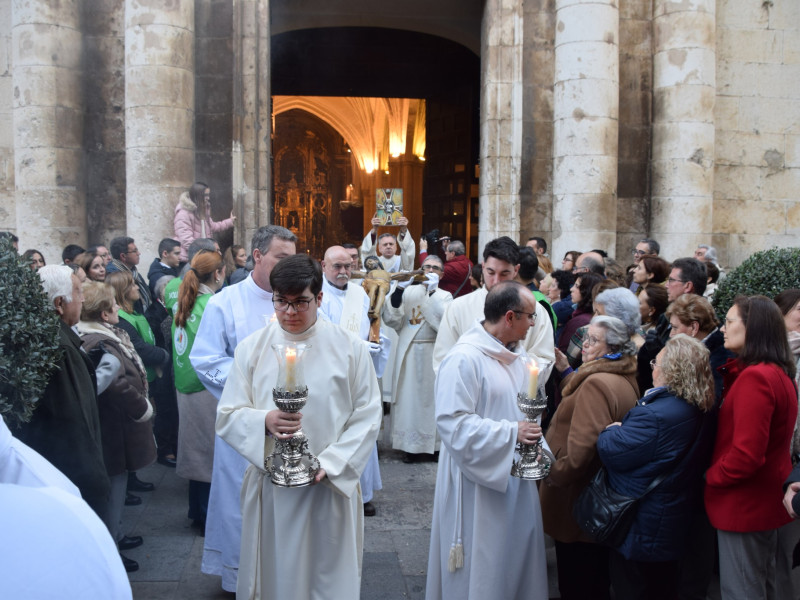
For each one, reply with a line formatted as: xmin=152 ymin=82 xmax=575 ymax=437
xmin=712 ymin=247 xmax=800 ymax=316
xmin=0 ymin=237 xmax=62 ymax=428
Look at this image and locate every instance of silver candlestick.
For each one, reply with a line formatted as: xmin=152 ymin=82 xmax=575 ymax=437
xmin=511 ymin=357 xmax=554 ymax=480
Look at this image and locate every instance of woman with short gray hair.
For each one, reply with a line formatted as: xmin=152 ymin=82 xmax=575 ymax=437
xmin=543 ymin=314 xmax=640 ymax=598
xmin=595 ymin=288 xmax=645 ymax=349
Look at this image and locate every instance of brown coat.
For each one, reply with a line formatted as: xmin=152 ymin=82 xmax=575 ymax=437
xmin=540 ymin=355 xmax=639 ymax=543
xmin=79 ymin=326 xmax=156 ymax=476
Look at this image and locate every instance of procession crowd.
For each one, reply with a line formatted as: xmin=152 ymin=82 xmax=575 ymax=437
xmin=1 ymin=182 xmax=799 ymax=600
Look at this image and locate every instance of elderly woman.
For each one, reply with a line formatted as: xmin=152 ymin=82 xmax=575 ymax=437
xmin=597 ymin=335 xmax=716 ymax=600
xmin=75 ymin=281 xmax=155 ymax=573
xmin=542 ymin=315 xmax=640 ymax=600
xmin=638 ymin=283 xmax=668 ymax=334
xmin=74 ymin=251 xmax=106 ymax=282
xmin=172 ymin=250 xmax=226 ymax=531
xmin=594 ymin=287 xmax=644 ymax=348
xmin=665 ymin=294 xmax=732 ymax=401
xmin=705 ymin=296 xmax=798 ymax=600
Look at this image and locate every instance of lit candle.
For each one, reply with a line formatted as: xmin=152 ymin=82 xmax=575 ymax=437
xmin=527 ymin=360 xmax=539 ymax=398
xmin=285 ymin=346 xmax=297 ymax=391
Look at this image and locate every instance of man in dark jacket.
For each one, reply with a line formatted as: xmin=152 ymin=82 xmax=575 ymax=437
xmin=15 ymin=265 xmax=110 ymax=516
xmin=147 ymin=238 xmax=181 ymax=297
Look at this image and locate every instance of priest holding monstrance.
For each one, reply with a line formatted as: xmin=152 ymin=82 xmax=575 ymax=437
xmin=216 ymin=254 xmax=382 ymax=599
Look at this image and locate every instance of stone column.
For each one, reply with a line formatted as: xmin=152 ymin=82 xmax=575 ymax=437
xmin=478 ymin=0 xmax=524 ymax=254
xmin=232 ymin=0 xmax=270 ymax=249
xmin=650 ymin=0 xmax=715 ymax=259
xmin=551 ymin=0 xmax=619 ymax=258
xmin=125 ymin=0 xmax=194 ymax=263
xmin=12 ymin=0 xmax=84 ymax=260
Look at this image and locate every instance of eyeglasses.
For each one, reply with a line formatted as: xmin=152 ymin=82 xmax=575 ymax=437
xmin=632 ymin=249 xmax=647 ymax=257
xmin=512 ymin=310 xmax=536 ymax=322
xmin=666 ymin=277 xmax=684 ymax=285
xmin=650 ymin=359 xmax=660 ymax=370
xmin=722 ymin=317 xmax=741 ymax=326
xmin=572 ymin=266 xmax=589 ymax=274
xmin=123 ymin=248 xmax=140 ymax=255
xmin=273 ymin=297 xmax=315 ymax=312
xmin=422 ymin=265 xmax=443 ymax=272
xmin=583 ymin=335 xmax=602 ymax=346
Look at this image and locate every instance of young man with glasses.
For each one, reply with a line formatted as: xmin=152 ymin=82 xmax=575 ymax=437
xmin=216 ymin=253 xmax=382 ymax=599
xmin=189 ymin=225 xmax=296 ymax=593
xmin=384 ymin=255 xmax=454 ymax=463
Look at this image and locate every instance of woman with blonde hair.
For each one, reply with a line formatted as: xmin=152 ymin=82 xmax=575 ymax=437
xmin=597 ymin=335 xmax=717 ymax=600
xmin=172 ymin=250 xmax=226 ymax=530
xmin=76 ymin=281 xmax=155 ymax=572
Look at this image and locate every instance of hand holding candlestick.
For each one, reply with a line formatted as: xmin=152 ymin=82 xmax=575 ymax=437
xmin=512 ymin=356 xmax=554 ymax=480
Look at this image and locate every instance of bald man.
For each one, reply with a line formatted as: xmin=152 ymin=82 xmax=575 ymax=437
xmin=318 ymin=245 xmax=389 ymax=517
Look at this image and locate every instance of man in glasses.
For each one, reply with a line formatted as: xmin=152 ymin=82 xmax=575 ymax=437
xmin=433 ymin=236 xmax=554 ymax=372
xmin=384 ymin=255 xmax=453 ymax=463
xmin=319 ymin=245 xmax=390 ymax=517
xmin=190 ymin=225 xmax=296 ymax=593
xmin=216 ymin=253 xmax=382 ymax=599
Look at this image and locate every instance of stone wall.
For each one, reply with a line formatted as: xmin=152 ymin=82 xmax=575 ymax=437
xmin=0 ymin=1 xmax=13 ymax=237
xmin=713 ymin=0 xmax=800 ymax=268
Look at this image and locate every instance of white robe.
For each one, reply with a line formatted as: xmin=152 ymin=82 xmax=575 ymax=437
xmin=360 ymin=230 xmax=415 ymax=272
xmin=318 ymin=276 xmax=385 ymax=503
xmin=216 ymin=319 xmax=382 ymax=600
xmin=190 ymin=273 xmax=274 ymax=591
xmin=425 ymin=323 xmax=548 ymax=600
xmin=432 ymin=286 xmax=555 ymax=373
xmin=382 ymin=284 xmax=453 ymax=454
xmin=0 ymin=419 xmax=130 ymax=599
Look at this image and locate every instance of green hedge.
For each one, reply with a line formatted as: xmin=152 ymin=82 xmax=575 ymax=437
xmin=712 ymin=247 xmax=800 ymax=317
xmin=0 ymin=237 xmax=62 ymax=428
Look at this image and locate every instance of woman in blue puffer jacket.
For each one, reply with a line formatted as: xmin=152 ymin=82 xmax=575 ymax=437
xmin=596 ymin=334 xmax=717 ymax=600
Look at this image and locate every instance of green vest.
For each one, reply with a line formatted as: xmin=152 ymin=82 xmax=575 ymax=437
xmin=118 ymin=309 xmax=158 ymax=382
xmin=172 ymin=293 xmax=211 ymax=394
xmin=165 ymin=276 xmax=182 ymax=316
xmin=531 ymin=289 xmax=558 ymax=330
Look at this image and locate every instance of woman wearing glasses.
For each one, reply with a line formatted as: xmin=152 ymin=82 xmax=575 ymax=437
xmin=705 ymin=296 xmax=797 ymax=600
xmin=172 ymin=250 xmax=226 ymax=532
xmin=542 ymin=315 xmax=640 ymax=600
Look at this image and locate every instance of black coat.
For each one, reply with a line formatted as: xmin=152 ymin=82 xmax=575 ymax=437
xmin=14 ymin=321 xmax=110 ymax=513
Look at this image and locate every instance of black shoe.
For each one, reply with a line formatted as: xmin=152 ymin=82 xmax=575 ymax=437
xmin=127 ymin=472 xmax=155 ymax=492
xmin=120 ymin=553 xmax=139 ymax=573
xmin=157 ymin=455 xmax=177 ymax=468
xmin=402 ymin=452 xmax=418 ymax=464
xmin=125 ymin=492 xmax=141 ymax=506
xmin=191 ymin=519 xmax=206 ymax=537
xmin=118 ymin=535 xmax=143 ymax=550
xmin=363 ymin=501 xmax=376 ymax=517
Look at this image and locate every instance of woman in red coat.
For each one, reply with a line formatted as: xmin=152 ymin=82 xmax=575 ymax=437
xmin=704 ymin=295 xmax=798 ymax=600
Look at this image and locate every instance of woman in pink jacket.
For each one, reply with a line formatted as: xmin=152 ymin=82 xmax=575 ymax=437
xmin=173 ymin=182 xmax=235 ymax=263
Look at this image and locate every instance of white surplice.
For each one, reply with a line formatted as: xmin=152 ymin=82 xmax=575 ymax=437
xmin=216 ymin=318 xmax=382 ymax=600
xmin=432 ymin=286 xmax=555 ymax=373
xmin=189 ymin=274 xmax=274 ymax=591
xmin=426 ymin=323 xmax=548 ymax=600
xmin=359 ymin=230 xmax=415 ymax=272
xmin=382 ymin=283 xmax=452 ymax=454
xmin=318 ymin=276 xmax=386 ymax=503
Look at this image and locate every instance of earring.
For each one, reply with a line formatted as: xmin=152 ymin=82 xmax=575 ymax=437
xmin=215 ymin=277 xmax=220 ymax=283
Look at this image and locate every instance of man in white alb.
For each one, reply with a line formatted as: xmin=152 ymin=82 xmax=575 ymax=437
xmin=216 ymin=254 xmax=382 ymax=599
xmin=426 ymin=280 xmax=548 ymax=599
xmin=433 ymin=236 xmax=555 ymax=372
xmin=189 ymin=225 xmax=296 ymax=592
xmin=318 ymin=245 xmax=389 ymax=516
